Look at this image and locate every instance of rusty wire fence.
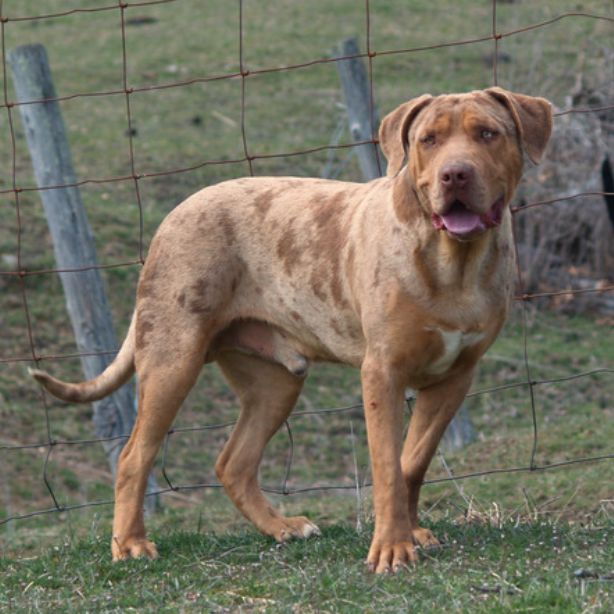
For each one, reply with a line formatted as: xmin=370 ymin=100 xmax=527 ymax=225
xmin=1 ymin=0 xmax=613 ymax=528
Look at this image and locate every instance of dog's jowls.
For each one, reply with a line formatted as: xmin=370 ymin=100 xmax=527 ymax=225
xmin=30 ymin=87 xmax=552 ymax=573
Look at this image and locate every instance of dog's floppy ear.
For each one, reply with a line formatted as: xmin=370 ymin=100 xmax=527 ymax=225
xmin=379 ymin=94 xmax=433 ymax=176
xmin=485 ymin=87 xmax=553 ymax=164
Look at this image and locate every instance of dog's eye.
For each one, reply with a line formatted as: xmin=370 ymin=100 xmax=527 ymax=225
xmin=480 ymin=129 xmax=497 ymax=141
xmin=420 ymin=134 xmax=436 ymax=146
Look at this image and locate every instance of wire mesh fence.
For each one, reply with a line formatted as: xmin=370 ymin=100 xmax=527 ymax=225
xmin=0 ymin=0 xmax=613 ymax=529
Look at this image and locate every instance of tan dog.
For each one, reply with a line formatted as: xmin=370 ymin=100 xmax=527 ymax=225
xmin=30 ymin=87 xmax=552 ymax=573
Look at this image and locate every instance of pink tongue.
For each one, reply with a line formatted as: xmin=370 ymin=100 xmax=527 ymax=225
xmin=441 ymin=203 xmax=482 ymax=235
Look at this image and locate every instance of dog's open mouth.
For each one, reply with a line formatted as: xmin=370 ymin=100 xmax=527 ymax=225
xmin=431 ymin=197 xmax=504 ymax=239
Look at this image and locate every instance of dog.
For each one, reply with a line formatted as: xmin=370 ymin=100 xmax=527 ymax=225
xmin=30 ymin=87 xmax=552 ymax=573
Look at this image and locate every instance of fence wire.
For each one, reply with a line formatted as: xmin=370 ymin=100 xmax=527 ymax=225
xmin=0 ymin=0 xmax=613 ymax=528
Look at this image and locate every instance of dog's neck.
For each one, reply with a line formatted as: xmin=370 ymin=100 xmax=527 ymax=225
xmin=435 ymin=226 xmax=504 ymax=288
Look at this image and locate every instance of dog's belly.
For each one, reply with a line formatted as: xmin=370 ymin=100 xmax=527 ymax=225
xmin=288 ymin=316 xmax=366 ymax=367
xmin=209 ymin=311 xmax=365 ymax=376
xmin=235 ymin=284 xmax=366 ymax=368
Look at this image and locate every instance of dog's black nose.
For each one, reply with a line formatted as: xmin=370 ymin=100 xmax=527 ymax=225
xmin=440 ymin=162 xmax=474 ymax=189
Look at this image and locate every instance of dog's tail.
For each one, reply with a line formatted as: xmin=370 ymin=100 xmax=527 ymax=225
xmin=29 ymin=313 xmax=137 ymax=403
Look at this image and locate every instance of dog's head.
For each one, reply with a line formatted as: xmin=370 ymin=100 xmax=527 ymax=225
xmin=379 ymin=88 xmax=552 ymax=240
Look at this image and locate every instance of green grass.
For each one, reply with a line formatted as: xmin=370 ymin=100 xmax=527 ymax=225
xmin=1 ymin=0 xmax=613 ymax=611
xmin=2 ymin=520 xmax=613 ymax=612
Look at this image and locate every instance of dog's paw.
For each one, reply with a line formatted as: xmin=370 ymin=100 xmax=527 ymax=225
xmin=366 ymin=538 xmax=417 ymax=574
xmin=275 ymin=516 xmax=321 ymax=542
xmin=412 ymin=526 xmax=440 ymax=548
xmin=112 ymin=536 xmax=159 ymax=561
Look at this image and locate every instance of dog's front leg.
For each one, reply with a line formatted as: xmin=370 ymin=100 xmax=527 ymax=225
xmin=361 ymin=355 xmax=416 ymax=573
xmin=401 ymin=368 xmax=474 ymax=548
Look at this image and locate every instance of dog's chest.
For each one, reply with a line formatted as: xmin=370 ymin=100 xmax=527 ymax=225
xmin=425 ymin=328 xmax=485 ymax=375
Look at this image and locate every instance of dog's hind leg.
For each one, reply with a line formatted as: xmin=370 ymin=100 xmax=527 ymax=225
xmin=215 ymin=351 xmax=320 ymax=541
xmin=111 ymin=333 xmax=207 ymax=561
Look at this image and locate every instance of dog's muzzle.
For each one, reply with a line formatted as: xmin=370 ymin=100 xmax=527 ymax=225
xmin=431 ymin=197 xmax=504 ymax=240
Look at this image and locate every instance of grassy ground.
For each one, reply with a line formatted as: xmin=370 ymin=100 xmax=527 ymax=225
xmin=1 ymin=0 xmax=613 ymax=611
xmin=2 ymin=520 xmax=614 ymax=612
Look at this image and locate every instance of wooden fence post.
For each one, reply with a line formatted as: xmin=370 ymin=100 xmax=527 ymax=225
xmin=335 ymin=38 xmax=475 ymax=451
xmin=8 ymin=44 xmax=158 ymax=510
xmin=334 ymin=37 xmax=386 ymax=180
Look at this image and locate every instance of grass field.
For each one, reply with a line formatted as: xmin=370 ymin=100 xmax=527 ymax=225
xmin=2 ymin=522 xmax=614 ymax=612
xmin=1 ymin=0 xmax=613 ymax=611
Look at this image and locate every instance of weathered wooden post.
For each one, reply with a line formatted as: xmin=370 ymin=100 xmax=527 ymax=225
xmin=441 ymin=403 xmax=476 ymax=451
xmin=335 ymin=38 xmax=475 ymax=451
xmin=8 ymin=44 xmax=158 ymax=509
xmin=334 ymin=37 xmax=386 ymax=180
